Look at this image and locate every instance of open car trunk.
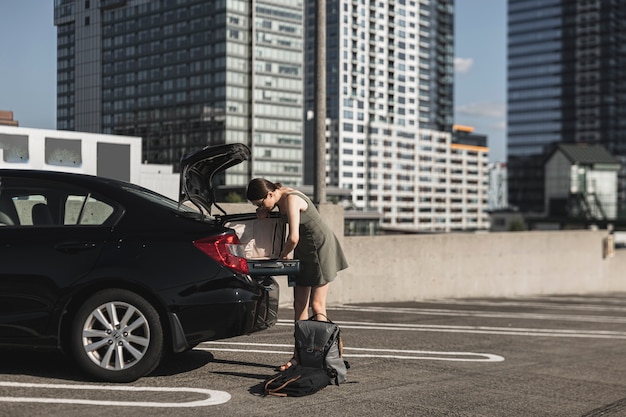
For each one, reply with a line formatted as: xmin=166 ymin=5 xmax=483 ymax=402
xmin=218 ymin=212 xmax=300 ymax=277
xmin=179 ymin=143 xmax=299 ymax=277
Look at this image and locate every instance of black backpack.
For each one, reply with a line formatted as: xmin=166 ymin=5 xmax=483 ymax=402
xmin=263 ymin=364 xmax=330 ymax=397
xmin=294 ymin=315 xmax=349 ymax=385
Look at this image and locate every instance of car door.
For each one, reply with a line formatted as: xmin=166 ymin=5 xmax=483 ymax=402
xmin=0 ymin=176 xmax=117 ymax=346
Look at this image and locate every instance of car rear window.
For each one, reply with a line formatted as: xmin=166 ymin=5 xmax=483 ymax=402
xmin=121 ymin=185 xmax=201 ymax=214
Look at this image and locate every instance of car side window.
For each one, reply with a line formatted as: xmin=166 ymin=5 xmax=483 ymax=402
xmin=0 ymin=177 xmax=117 ymax=227
xmin=0 ymin=193 xmax=20 ymax=227
xmin=65 ymin=195 xmax=114 ymax=225
xmin=13 ymin=195 xmax=51 ymax=226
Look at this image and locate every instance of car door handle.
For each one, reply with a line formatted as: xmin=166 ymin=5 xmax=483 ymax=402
xmin=54 ymin=242 xmax=97 ymax=253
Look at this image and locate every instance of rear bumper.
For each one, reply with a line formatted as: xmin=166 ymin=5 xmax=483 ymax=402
xmin=170 ymin=276 xmax=279 ymax=351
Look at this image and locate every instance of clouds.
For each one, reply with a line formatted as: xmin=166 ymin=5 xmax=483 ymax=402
xmin=455 ymin=101 xmax=507 ymax=162
xmin=454 ymin=57 xmax=474 ymax=73
xmin=456 ymin=101 xmax=505 ymax=119
xmin=454 ymin=1 xmax=507 ymax=161
xmin=453 ymin=56 xmax=506 ymax=145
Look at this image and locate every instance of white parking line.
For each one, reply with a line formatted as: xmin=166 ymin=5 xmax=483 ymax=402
xmin=432 ymin=299 xmax=626 ymax=313
xmin=332 ymin=305 xmax=626 ymax=324
xmin=275 ymin=319 xmax=626 ymax=339
xmin=198 ymin=341 xmax=505 ymax=362
xmin=0 ymin=382 xmax=230 ymax=407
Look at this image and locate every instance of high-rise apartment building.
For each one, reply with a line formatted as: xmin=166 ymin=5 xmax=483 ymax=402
xmin=507 ymin=0 xmax=626 ymax=215
xmin=54 ymin=0 xmax=304 ymax=186
xmin=303 ymin=0 xmax=486 ymax=232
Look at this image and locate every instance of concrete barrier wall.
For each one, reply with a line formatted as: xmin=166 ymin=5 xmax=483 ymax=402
xmin=219 ymin=203 xmax=626 ymax=307
xmin=331 ymin=230 xmax=626 ymax=304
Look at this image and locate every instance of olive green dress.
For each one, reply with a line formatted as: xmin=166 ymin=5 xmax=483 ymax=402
xmin=287 ymin=192 xmax=348 ymax=287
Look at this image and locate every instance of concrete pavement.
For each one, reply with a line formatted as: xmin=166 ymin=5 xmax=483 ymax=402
xmin=1 ymin=293 xmax=625 ymax=416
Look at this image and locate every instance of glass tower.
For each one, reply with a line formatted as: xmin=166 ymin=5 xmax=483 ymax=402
xmin=507 ymin=0 xmax=626 ymax=214
xmin=54 ymin=0 xmax=304 ymax=187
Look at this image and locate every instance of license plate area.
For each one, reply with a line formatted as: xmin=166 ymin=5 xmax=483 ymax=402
xmin=248 ymin=259 xmax=300 ymax=275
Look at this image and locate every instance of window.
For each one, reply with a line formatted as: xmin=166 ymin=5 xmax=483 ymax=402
xmin=45 ymin=138 xmax=82 ymax=167
xmin=0 ymin=182 xmax=115 ymax=227
xmin=66 ymin=195 xmax=115 ymax=225
xmin=0 ymin=133 xmax=29 ymax=163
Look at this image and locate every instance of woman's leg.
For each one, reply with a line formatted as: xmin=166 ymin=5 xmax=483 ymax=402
xmin=276 ymin=285 xmax=311 ymax=371
xmin=293 ymin=285 xmax=312 ymax=320
xmin=309 ymin=283 xmax=329 ymax=320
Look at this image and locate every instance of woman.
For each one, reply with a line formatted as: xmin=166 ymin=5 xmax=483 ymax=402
xmin=246 ymin=178 xmax=348 ymax=371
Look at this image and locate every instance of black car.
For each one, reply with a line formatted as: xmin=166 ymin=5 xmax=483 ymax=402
xmin=0 ymin=143 xmax=295 ymax=382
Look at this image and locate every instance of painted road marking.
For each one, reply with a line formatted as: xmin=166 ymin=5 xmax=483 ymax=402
xmin=275 ymin=319 xmax=626 ymax=339
xmin=432 ymin=299 xmax=626 ymax=313
xmin=509 ymin=295 xmax=626 ymax=305
xmin=332 ymin=305 xmax=626 ymax=324
xmin=0 ymin=382 xmax=230 ymax=407
xmin=198 ymin=341 xmax=505 ymax=362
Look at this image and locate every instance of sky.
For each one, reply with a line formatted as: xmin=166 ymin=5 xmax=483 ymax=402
xmin=0 ymin=0 xmax=508 ymax=162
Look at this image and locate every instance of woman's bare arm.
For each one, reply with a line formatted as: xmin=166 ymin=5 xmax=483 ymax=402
xmin=280 ymin=194 xmax=307 ymax=259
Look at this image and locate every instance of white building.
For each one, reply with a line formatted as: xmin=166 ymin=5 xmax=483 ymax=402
xmin=488 ymin=162 xmax=508 ymax=211
xmin=303 ymin=1 xmax=489 ymax=232
xmin=0 ymin=126 xmax=179 ymax=200
xmin=367 ymin=129 xmax=490 ymax=232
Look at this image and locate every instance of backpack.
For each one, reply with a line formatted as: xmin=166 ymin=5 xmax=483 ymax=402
xmin=263 ymin=364 xmax=330 ymax=397
xmin=294 ymin=315 xmax=350 ymax=385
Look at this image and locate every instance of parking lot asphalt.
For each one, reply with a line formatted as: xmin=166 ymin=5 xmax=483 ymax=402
xmin=2 ymin=293 xmax=626 ymax=417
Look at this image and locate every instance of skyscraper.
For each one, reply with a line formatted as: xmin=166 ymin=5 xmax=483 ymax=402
xmin=303 ymin=0 xmax=483 ymax=232
xmin=507 ymin=0 xmax=626 ymax=215
xmin=54 ymin=0 xmax=304 ymax=186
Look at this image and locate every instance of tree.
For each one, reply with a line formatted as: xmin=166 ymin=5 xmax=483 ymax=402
xmin=225 ymin=192 xmax=243 ymax=203
xmin=509 ymin=218 xmax=526 ymax=231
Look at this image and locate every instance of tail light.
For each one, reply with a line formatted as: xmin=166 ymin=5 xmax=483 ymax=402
xmin=193 ymin=233 xmax=249 ymax=275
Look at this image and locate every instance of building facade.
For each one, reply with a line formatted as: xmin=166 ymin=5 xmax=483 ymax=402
xmin=0 ymin=125 xmax=180 ymax=199
xmin=507 ymin=0 xmax=626 ymax=215
xmin=54 ymin=0 xmax=304 ymax=187
xmin=0 ymin=111 xmax=19 ymax=127
xmin=487 ymin=162 xmax=508 ymax=211
xmin=52 ymin=0 xmax=490 ymax=232
xmin=544 ymin=144 xmax=619 ymax=220
xmin=303 ymin=0 xmax=488 ymax=232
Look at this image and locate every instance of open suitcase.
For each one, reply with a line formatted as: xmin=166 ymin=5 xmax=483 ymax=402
xmin=218 ymin=212 xmax=301 ymax=277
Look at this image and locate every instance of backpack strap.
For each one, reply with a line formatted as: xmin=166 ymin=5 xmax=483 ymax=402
xmin=308 ymin=313 xmax=334 ymax=324
xmin=265 ymin=375 xmax=300 ymax=397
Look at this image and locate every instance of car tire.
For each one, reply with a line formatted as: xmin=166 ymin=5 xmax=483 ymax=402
xmin=69 ymin=289 xmax=164 ymax=382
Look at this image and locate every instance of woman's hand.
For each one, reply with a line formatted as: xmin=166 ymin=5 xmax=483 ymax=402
xmin=256 ymin=207 xmax=270 ymax=218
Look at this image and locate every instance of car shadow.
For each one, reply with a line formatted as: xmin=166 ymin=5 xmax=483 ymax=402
xmin=0 ymin=349 xmax=89 ymax=382
xmin=149 ymin=349 xmax=215 ymax=377
xmin=0 ymin=348 xmax=216 ymax=382
xmin=0 ymin=348 xmax=277 ymax=385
